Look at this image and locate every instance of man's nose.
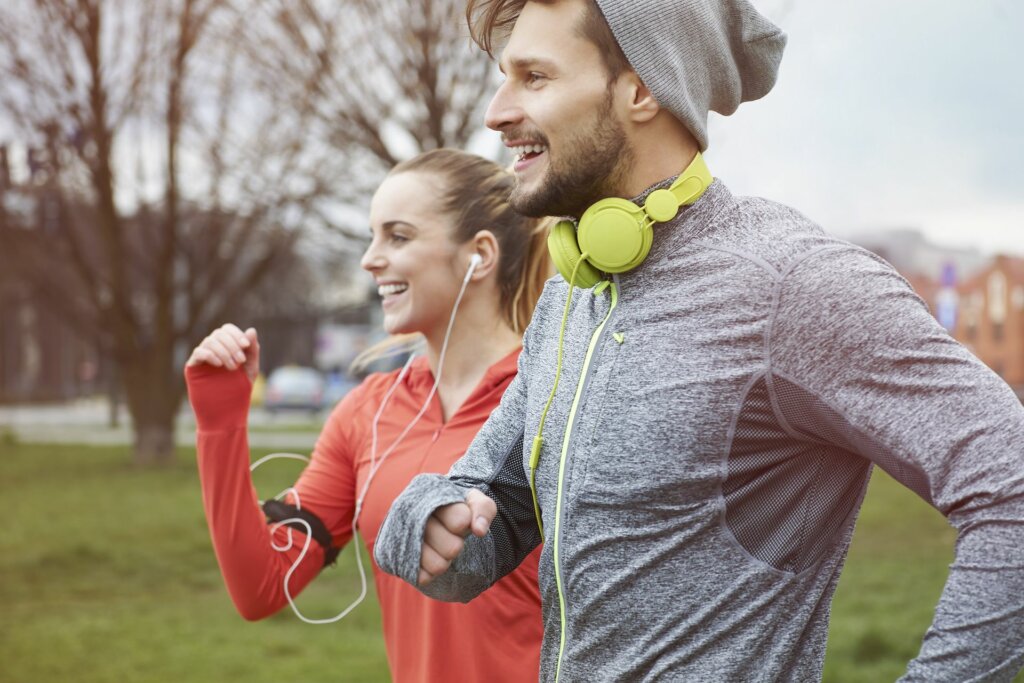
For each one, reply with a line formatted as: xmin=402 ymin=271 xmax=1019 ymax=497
xmin=484 ymin=81 xmax=523 ymax=133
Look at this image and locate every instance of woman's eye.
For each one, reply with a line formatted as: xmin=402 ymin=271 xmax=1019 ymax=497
xmin=390 ymin=233 xmax=409 ymax=244
xmin=527 ymin=72 xmax=546 ymax=86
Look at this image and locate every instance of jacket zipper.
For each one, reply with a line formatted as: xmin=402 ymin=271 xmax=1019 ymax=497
xmin=553 ymin=278 xmax=620 ymax=682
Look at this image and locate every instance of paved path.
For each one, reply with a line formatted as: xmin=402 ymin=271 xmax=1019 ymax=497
xmin=0 ymin=400 xmax=322 ymax=449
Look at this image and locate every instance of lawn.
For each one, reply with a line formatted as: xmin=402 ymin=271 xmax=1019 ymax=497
xmin=0 ymin=441 xmax=1015 ymax=682
xmin=0 ymin=441 xmax=387 ymax=683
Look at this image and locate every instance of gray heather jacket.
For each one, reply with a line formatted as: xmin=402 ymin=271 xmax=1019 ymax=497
xmin=375 ymin=180 xmax=1024 ymax=682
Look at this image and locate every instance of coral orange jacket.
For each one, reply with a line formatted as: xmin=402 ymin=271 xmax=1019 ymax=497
xmin=186 ymin=349 xmax=542 ymax=682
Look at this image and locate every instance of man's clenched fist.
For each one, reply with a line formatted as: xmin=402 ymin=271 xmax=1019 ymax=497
xmin=419 ymin=489 xmax=496 ymax=586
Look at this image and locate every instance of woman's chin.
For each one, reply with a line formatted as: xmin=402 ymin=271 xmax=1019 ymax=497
xmin=381 ymin=316 xmax=415 ymax=337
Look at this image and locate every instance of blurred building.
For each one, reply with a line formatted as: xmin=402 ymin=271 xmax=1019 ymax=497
xmin=852 ymin=227 xmax=1024 ymax=396
xmin=0 ymin=145 xmax=106 ymax=403
xmin=0 ymin=274 xmax=105 ymax=403
xmin=852 ymin=228 xmax=990 ymax=282
xmin=951 ymin=255 xmax=1024 ymax=388
xmin=906 ymin=255 xmax=1024 ymax=394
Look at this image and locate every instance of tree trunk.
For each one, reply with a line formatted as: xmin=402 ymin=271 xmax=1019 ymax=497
xmin=132 ymin=419 xmax=176 ymax=465
xmin=107 ymin=363 xmax=122 ymax=429
xmin=121 ymin=352 xmax=183 ymax=466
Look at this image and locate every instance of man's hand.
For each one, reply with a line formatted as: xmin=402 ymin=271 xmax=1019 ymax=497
xmin=419 ymin=489 xmax=496 ymax=586
xmin=186 ymin=324 xmax=260 ymax=383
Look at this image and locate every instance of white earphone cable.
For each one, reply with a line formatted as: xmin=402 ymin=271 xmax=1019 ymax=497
xmin=249 ymin=255 xmax=480 ymax=624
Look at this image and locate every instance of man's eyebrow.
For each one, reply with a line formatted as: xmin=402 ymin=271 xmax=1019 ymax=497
xmin=500 ymin=56 xmax=558 ymax=74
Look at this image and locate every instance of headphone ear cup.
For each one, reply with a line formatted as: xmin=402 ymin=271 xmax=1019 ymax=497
xmin=547 ymin=220 xmax=603 ymax=288
xmin=577 ymin=198 xmax=653 ymax=274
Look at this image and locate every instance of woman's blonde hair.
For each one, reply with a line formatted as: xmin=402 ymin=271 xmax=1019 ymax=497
xmin=352 ymin=149 xmax=553 ymax=373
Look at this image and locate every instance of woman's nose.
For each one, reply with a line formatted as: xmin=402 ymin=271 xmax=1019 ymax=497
xmin=360 ymin=242 xmax=386 ymax=272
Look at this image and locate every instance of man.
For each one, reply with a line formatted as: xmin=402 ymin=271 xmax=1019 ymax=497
xmin=375 ymin=0 xmax=1024 ymax=680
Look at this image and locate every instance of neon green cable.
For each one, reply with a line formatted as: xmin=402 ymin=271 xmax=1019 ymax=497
xmin=529 ymin=253 xmax=589 ymax=539
xmin=552 ymin=280 xmax=618 ymax=683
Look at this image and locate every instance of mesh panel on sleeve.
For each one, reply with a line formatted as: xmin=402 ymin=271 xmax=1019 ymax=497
xmin=772 ymin=374 xmax=933 ymax=503
xmin=478 ymin=432 xmax=543 ymax=579
xmin=723 ymin=377 xmax=871 ymax=573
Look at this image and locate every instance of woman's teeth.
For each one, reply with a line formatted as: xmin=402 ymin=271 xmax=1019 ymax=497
xmin=511 ymin=144 xmax=548 ymax=160
xmin=378 ymin=283 xmax=408 ymax=296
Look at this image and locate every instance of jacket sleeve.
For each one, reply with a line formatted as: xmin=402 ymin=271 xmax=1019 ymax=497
xmin=374 ymin=327 xmax=544 ymax=603
xmin=770 ymin=246 xmax=1024 ymax=682
xmin=186 ymin=364 xmax=362 ymax=620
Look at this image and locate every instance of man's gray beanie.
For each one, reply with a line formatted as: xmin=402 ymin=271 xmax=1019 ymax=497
xmin=593 ymin=0 xmax=787 ymax=151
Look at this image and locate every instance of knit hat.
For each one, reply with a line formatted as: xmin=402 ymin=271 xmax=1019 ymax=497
xmin=593 ymin=0 xmax=787 ymax=151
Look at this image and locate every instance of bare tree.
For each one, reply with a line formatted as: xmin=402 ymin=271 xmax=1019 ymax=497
xmin=0 ymin=0 xmax=497 ymax=464
xmin=248 ymin=0 xmax=497 ymax=208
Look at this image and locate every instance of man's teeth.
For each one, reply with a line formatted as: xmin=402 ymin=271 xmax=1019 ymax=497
xmin=378 ymin=283 xmax=408 ymax=296
xmin=511 ymin=144 xmax=548 ymax=160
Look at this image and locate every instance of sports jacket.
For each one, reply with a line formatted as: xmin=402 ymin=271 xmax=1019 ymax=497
xmin=187 ymin=351 xmax=542 ymax=682
xmin=375 ymin=179 xmax=1024 ymax=682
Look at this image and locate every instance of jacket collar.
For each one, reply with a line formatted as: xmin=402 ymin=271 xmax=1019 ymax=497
xmin=624 ymin=178 xmax=732 ymax=280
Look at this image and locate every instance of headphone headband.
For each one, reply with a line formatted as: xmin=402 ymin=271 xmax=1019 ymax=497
xmin=671 ymin=155 xmax=712 ymax=205
xmin=547 ymin=153 xmax=712 ymax=287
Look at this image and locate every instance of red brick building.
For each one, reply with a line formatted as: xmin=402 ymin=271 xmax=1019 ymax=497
xmin=904 ymin=254 xmax=1024 ymax=394
xmin=952 ymin=255 xmax=1024 ymax=389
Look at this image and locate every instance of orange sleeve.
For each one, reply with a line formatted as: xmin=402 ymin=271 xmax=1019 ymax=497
xmin=288 ymin=383 xmax=369 ymax=550
xmin=186 ymin=364 xmax=358 ymax=621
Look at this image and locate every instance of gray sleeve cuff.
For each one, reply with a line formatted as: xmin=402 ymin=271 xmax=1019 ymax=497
xmin=373 ymin=473 xmax=497 ymax=603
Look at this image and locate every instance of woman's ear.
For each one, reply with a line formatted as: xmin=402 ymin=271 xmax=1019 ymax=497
xmin=465 ymin=230 xmax=500 ymax=281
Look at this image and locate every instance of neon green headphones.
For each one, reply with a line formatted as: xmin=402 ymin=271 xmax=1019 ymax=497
xmin=527 ymin=154 xmax=714 ymax=538
xmin=546 ymin=152 xmax=713 ymax=287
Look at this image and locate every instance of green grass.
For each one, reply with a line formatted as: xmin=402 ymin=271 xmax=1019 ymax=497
xmin=823 ymin=471 xmax=955 ymax=681
xmin=0 ymin=442 xmax=1018 ymax=682
xmin=0 ymin=442 xmax=388 ymax=683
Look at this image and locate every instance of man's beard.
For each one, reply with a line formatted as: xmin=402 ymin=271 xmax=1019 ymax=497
xmin=510 ymin=94 xmax=633 ymax=219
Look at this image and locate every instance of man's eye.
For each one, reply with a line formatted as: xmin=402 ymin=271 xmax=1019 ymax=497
xmin=390 ymin=233 xmax=409 ymax=244
xmin=527 ymin=72 xmax=546 ymax=85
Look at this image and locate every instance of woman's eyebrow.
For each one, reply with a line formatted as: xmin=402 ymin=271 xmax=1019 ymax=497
xmin=381 ymin=220 xmax=417 ymax=233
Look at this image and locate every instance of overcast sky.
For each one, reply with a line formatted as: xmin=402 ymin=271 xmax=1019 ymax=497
xmin=701 ymin=0 xmax=1023 ymax=256
xmin=4 ymin=1 xmax=1019 ymax=260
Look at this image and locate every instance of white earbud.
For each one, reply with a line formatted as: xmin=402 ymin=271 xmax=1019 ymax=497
xmin=465 ymin=253 xmax=483 ymax=282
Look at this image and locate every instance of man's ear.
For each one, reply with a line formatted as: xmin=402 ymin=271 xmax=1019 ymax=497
xmin=621 ymin=71 xmax=660 ymax=123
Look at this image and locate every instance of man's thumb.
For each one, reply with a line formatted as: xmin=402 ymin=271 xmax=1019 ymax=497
xmin=465 ymin=489 xmax=496 ymax=537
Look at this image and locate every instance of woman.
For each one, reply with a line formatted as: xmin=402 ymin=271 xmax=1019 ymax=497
xmin=185 ymin=149 xmax=550 ymax=681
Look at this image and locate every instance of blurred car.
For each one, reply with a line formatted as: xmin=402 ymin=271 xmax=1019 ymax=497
xmin=250 ymin=372 xmax=266 ymax=407
xmin=322 ymin=370 xmax=359 ymax=410
xmin=263 ymin=366 xmax=326 ymax=414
